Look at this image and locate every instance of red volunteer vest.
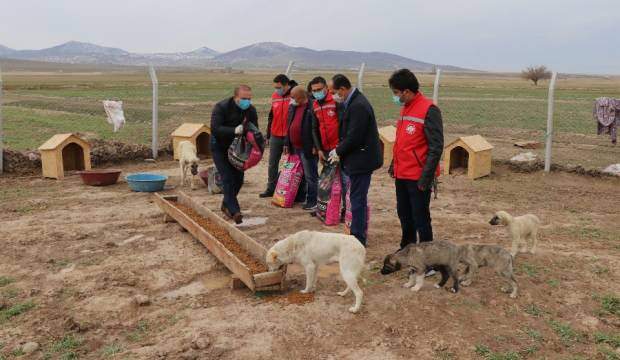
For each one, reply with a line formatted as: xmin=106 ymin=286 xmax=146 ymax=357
xmin=270 ymin=91 xmax=290 ymax=137
xmin=393 ymin=92 xmax=441 ymax=180
xmin=312 ymin=93 xmax=339 ymax=151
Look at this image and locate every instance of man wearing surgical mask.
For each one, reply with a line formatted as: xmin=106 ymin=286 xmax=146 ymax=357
xmin=210 ymin=85 xmax=258 ymax=224
xmin=283 ymin=86 xmax=319 ymax=210
xmin=329 ymin=74 xmax=383 ymax=246
xmin=309 ymin=76 xmax=340 ymax=163
xmin=388 ymin=69 xmax=443 ymax=253
xmin=260 ymin=74 xmax=297 ymax=198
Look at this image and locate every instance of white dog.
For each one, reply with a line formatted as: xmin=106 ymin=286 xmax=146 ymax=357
xmin=490 ymin=211 xmax=541 ymax=256
xmin=266 ymin=230 xmax=366 ymax=313
xmin=178 ymin=141 xmax=199 ymax=190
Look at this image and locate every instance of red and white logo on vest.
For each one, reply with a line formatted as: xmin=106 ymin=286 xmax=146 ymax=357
xmin=328 ymin=110 xmax=335 ymax=117
xmin=406 ymin=124 xmax=416 ymax=135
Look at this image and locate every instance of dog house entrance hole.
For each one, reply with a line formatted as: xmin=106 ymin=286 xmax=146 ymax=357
xmin=62 ymin=143 xmax=85 ymax=173
xmin=449 ymin=146 xmax=469 ymax=174
xmin=196 ymin=132 xmax=211 ymax=159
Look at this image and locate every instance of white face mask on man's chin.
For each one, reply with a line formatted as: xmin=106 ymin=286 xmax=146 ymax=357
xmin=332 ymin=93 xmax=343 ymax=103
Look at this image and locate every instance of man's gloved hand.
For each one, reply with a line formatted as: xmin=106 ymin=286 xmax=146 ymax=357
xmin=234 ymin=125 xmax=244 ymax=135
xmin=328 ymin=149 xmax=339 ymax=164
xmin=388 ymin=161 xmax=395 ymax=178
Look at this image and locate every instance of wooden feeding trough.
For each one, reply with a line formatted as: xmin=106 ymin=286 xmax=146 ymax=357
xmin=444 ymin=135 xmax=493 ymax=179
xmin=378 ymin=125 xmax=396 ymax=167
xmin=38 ymin=133 xmax=91 ymax=179
xmin=172 ymin=123 xmax=211 ymax=160
xmin=154 ymin=192 xmax=286 ymax=292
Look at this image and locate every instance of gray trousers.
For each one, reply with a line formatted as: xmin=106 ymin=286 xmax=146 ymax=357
xmin=266 ymin=135 xmax=286 ymax=192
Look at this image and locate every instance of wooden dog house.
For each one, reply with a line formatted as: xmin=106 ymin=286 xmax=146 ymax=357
xmin=444 ymin=135 xmax=493 ymax=179
xmin=172 ymin=123 xmax=211 ymax=160
xmin=39 ymin=133 xmax=91 ymax=179
xmin=378 ymin=125 xmax=396 ymax=167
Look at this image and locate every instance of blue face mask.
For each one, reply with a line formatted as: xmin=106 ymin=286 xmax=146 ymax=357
xmin=237 ymin=98 xmax=251 ymax=110
xmin=275 ymin=88 xmax=284 ymax=97
xmin=313 ymin=90 xmax=326 ymax=101
xmin=392 ymin=95 xmax=404 ymax=106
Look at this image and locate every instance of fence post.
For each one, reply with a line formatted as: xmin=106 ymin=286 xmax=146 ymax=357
xmin=432 ymin=69 xmax=441 ymax=105
xmin=357 ymin=62 xmax=366 ymax=92
xmin=544 ymin=71 xmax=558 ymax=173
xmin=0 ymin=63 xmax=3 ymax=174
xmin=285 ymin=61 xmax=294 ymax=77
xmin=149 ymin=65 xmax=158 ymax=159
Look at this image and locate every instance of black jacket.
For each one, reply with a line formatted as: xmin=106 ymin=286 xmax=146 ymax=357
xmin=284 ymin=101 xmax=316 ymax=158
xmin=418 ymin=105 xmax=444 ymax=190
xmin=210 ymin=97 xmax=259 ymax=150
xmin=335 ymin=89 xmax=383 ymax=175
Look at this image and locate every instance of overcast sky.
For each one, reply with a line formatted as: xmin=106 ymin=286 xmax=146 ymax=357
xmin=1 ymin=0 xmax=619 ymax=74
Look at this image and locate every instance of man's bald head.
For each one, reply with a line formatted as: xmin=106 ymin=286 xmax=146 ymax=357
xmin=290 ymin=85 xmax=308 ymax=105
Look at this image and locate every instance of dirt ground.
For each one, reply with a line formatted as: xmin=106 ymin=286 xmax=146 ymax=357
xmin=0 ymin=158 xmax=618 ymax=359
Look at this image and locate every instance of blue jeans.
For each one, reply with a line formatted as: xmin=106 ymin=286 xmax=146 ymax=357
xmin=296 ymin=149 xmax=318 ymax=207
xmin=396 ymin=179 xmax=432 ymax=249
xmin=211 ymin=139 xmax=244 ymax=215
xmin=347 ymin=172 xmax=372 ymax=246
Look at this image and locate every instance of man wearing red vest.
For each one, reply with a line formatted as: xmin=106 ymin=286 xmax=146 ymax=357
xmin=309 ymin=76 xmax=340 ymax=162
xmin=388 ymin=69 xmax=444 ymax=250
xmin=260 ymin=74 xmax=295 ymax=198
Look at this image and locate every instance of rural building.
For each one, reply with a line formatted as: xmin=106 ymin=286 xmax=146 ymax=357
xmin=378 ymin=125 xmax=396 ymax=167
xmin=444 ymin=135 xmax=493 ymax=179
xmin=172 ymin=123 xmax=211 ymax=160
xmin=38 ymin=133 xmax=92 ymax=179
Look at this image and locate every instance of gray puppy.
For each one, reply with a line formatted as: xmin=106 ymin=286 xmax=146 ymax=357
xmin=458 ymin=244 xmax=518 ymax=298
xmin=381 ymin=241 xmax=460 ymax=293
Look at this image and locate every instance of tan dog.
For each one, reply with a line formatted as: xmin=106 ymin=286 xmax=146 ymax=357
xmin=178 ymin=141 xmax=199 ymax=190
xmin=490 ymin=211 xmax=540 ymax=256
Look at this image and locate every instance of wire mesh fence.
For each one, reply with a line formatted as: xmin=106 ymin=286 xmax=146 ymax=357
xmin=0 ymin=66 xmax=618 ymax=173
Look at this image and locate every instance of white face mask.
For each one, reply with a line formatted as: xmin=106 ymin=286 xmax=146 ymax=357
xmin=332 ymin=94 xmax=343 ymax=103
xmin=290 ymin=99 xmax=298 ymax=106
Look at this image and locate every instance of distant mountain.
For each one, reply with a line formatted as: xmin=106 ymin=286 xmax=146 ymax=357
xmin=0 ymin=44 xmax=16 ymax=57
xmin=0 ymin=41 xmax=467 ymax=71
xmin=212 ymin=42 xmax=462 ymax=71
xmin=1 ymin=41 xmax=221 ymax=66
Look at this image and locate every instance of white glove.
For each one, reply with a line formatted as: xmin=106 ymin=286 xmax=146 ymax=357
xmin=328 ymin=149 xmax=339 ymax=164
xmin=234 ymin=125 xmax=243 ymax=135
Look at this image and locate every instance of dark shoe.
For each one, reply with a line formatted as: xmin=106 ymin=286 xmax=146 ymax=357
xmin=221 ymin=205 xmax=233 ymax=220
xmin=232 ymin=212 xmax=243 ymax=225
xmin=259 ymin=190 xmax=274 ymax=198
xmin=302 ymin=203 xmax=317 ymax=211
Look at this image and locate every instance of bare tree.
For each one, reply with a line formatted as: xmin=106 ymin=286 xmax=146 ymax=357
xmin=521 ymin=65 xmax=552 ymax=86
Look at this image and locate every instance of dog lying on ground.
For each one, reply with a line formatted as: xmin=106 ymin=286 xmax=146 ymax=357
xmin=490 ymin=211 xmax=541 ymax=256
xmin=381 ymin=240 xmax=460 ymax=293
xmin=266 ymin=230 xmax=366 ymax=313
xmin=178 ymin=141 xmax=199 ymax=190
xmin=458 ymin=244 xmax=518 ymax=298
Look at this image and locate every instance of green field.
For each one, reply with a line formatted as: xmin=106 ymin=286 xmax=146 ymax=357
xmin=2 ymin=66 xmax=619 ymax=167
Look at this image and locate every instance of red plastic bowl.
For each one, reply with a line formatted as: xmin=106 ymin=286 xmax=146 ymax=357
xmin=79 ymin=169 xmax=122 ymax=186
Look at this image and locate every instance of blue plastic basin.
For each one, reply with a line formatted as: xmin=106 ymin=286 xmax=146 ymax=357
xmin=125 ymin=173 xmax=168 ymax=192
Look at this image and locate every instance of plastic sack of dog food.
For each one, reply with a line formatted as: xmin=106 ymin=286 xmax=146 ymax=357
xmin=343 ymin=176 xmax=370 ymax=238
xmin=102 ymin=100 xmax=126 ymax=132
xmin=228 ymin=121 xmax=265 ymax=171
xmin=316 ymin=163 xmax=342 ymax=225
xmin=205 ymin=166 xmax=223 ymax=194
xmin=272 ymin=154 xmax=304 ymax=208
